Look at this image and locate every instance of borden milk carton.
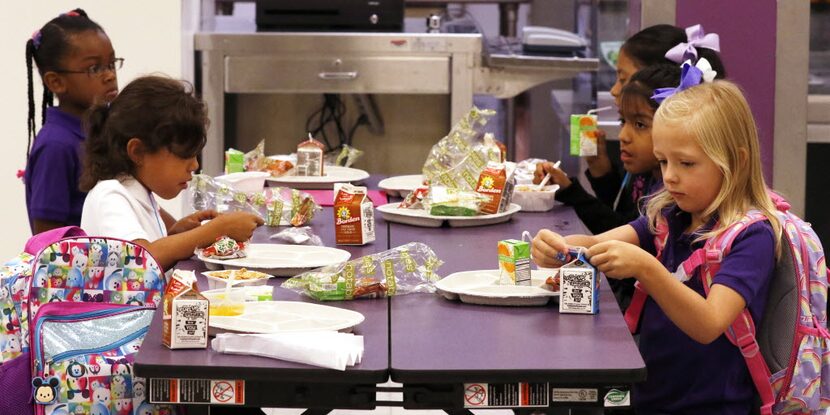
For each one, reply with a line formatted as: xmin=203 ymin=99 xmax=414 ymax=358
xmin=498 ymin=239 xmax=531 ymax=286
xmin=476 ymin=162 xmax=515 ymax=214
xmin=559 ymin=251 xmax=599 ymax=314
xmin=334 ymin=183 xmax=375 ymax=245
xmin=296 ymin=133 xmax=325 ymax=176
xmin=162 ymin=270 xmax=209 ymax=349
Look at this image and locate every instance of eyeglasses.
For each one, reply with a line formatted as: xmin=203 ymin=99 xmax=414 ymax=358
xmin=54 ymin=58 xmax=124 ymax=78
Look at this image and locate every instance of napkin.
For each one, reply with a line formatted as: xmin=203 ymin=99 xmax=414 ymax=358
xmin=211 ymin=331 xmax=364 ymax=371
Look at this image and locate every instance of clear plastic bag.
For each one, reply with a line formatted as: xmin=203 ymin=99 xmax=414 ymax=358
xmin=269 ymin=227 xmax=323 ymax=246
xmin=189 ymin=174 xmax=321 ymax=227
xmin=422 ymin=107 xmax=497 ymax=191
xmin=282 ymin=243 xmax=444 ymax=301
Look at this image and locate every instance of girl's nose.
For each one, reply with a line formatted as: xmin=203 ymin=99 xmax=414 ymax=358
xmin=189 ymin=157 xmax=199 ymax=172
xmin=619 ymin=125 xmax=632 ymax=145
xmin=662 ymin=163 xmax=677 ymax=183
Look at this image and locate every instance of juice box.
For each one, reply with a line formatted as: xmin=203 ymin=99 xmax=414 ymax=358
xmin=296 ymin=134 xmax=325 ymax=176
xmin=498 ymin=239 xmax=531 ymax=286
xmin=570 ymin=114 xmax=598 ymax=156
xmin=559 ymin=252 xmax=599 ymax=314
xmin=476 ymin=162 xmax=515 ymax=214
xmin=162 ymin=270 xmax=209 ymax=349
xmin=224 ymin=148 xmax=244 ymax=174
xmin=334 ymin=183 xmax=375 ymax=245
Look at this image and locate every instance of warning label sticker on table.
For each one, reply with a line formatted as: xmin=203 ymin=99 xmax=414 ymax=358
xmin=463 ymin=382 xmax=549 ymax=408
xmin=149 ymin=378 xmax=245 ymax=405
xmin=551 ymin=388 xmax=598 ymax=403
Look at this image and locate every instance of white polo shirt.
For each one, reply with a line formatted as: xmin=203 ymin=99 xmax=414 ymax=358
xmin=81 ymin=176 xmax=168 ymax=242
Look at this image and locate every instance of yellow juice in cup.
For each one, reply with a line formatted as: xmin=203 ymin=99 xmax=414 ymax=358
xmin=207 ymin=292 xmax=245 ymax=316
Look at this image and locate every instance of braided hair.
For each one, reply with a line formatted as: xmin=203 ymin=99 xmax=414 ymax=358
xmin=25 ymin=9 xmax=103 ymax=161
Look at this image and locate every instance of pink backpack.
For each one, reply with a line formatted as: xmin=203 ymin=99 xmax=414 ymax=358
xmin=625 ymin=192 xmax=830 ymax=414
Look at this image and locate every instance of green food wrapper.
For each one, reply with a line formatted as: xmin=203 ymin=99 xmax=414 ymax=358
xmin=429 ymin=204 xmax=478 ymax=216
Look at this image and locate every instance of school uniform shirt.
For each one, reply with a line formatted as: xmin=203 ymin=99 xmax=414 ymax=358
xmin=81 ymin=176 xmax=168 ymax=242
xmin=629 ymin=206 xmax=775 ymax=415
xmin=25 ymin=107 xmax=87 ymax=232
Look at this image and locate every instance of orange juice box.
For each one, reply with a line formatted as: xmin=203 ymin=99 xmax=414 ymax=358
xmin=570 ymin=114 xmax=598 ymax=156
xmin=334 ymin=183 xmax=375 ymax=245
xmin=162 ymin=270 xmax=209 ymax=349
xmin=476 ymin=162 xmax=515 ymax=214
xmin=559 ymin=252 xmax=599 ymax=314
xmin=498 ymin=239 xmax=531 ymax=286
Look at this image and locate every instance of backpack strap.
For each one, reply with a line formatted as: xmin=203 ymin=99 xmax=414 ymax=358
xmin=24 ymin=226 xmax=86 ymax=255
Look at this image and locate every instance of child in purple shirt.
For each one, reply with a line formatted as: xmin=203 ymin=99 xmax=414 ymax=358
xmin=532 ymin=74 xmax=781 ymax=413
xmin=24 ymin=9 xmax=120 ymax=234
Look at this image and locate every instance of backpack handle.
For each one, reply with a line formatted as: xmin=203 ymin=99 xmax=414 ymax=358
xmin=25 ymin=226 xmax=86 ymax=256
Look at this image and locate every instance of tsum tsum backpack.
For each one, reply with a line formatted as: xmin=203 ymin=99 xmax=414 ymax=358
xmin=27 ymin=235 xmax=173 ymax=415
xmin=625 ymin=192 xmax=830 ymax=414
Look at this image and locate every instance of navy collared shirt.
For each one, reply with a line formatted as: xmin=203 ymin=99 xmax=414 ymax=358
xmin=629 ymin=206 xmax=775 ymax=415
xmin=25 ymin=107 xmax=87 ymax=232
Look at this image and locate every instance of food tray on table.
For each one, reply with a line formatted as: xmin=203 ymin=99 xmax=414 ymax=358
xmin=378 ymin=174 xmax=425 ymax=197
xmin=197 ymin=244 xmax=351 ymax=276
xmin=376 ymin=203 xmax=521 ymax=227
xmin=265 ymin=166 xmax=370 ymax=189
xmin=209 ymin=301 xmax=365 ymax=334
xmin=435 ymin=269 xmax=559 ymax=306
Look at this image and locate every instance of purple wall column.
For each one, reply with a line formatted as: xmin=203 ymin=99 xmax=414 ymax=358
xmin=676 ymin=0 xmax=777 ymax=183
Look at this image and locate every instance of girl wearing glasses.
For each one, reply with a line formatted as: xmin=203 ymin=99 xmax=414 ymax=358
xmin=24 ymin=9 xmax=121 ymax=235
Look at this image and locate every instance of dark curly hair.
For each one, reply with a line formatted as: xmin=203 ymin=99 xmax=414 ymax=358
xmin=80 ymin=75 xmax=208 ymax=192
xmin=26 ymin=8 xmax=104 ymax=162
xmin=620 ymin=63 xmax=683 ymax=113
xmin=623 ymin=24 xmax=727 ymax=79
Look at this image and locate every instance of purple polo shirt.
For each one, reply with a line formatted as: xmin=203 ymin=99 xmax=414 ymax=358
xmin=629 ymin=206 xmax=775 ymax=415
xmin=25 ymin=107 xmax=87 ymax=232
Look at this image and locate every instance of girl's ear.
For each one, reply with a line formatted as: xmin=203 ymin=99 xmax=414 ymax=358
xmin=126 ymin=138 xmax=145 ymax=167
xmin=42 ymin=72 xmax=66 ymax=95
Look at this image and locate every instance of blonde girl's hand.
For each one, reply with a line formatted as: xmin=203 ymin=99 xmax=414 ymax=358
xmin=586 ymin=240 xmax=658 ymax=280
xmin=533 ymin=162 xmax=572 ymax=189
xmin=585 ymin=129 xmax=612 ymax=178
xmin=531 ymin=229 xmax=570 ymax=268
xmin=211 ymin=211 xmax=265 ymax=242
xmin=169 ymin=210 xmax=219 ymax=235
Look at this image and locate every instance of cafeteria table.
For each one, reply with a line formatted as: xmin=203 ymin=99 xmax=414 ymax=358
xmin=134 ymin=195 xmax=646 ymax=412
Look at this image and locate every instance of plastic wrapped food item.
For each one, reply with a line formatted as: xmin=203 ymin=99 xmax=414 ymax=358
xmin=189 ymin=174 xmax=321 ymax=227
xmin=282 ymin=242 xmax=444 ymax=301
xmin=422 ymin=107 xmax=497 ymax=191
xmin=245 ymin=140 xmax=266 ymax=172
xmin=198 ymin=236 xmax=247 ymax=259
xmin=263 ymin=158 xmax=294 ymax=177
xmin=328 ymin=144 xmax=364 ymax=168
xmin=423 ymin=186 xmax=487 ymax=216
xmin=269 ymin=226 xmax=323 ymax=246
xmin=398 ymin=187 xmax=429 ymax=209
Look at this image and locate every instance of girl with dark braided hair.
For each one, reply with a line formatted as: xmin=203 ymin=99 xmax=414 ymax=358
xmin=25 ymin=8 xmax=121 ymax=234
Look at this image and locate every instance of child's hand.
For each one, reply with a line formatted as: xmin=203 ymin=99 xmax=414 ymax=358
xmin=586 ymin=240 xmax=657 ymax=280
xmin=531 ymin=229 xmax=570 ymax=268
xmin=211 ymin=211 xmax=264 ymax=242
xmin=585 ymin=129 xmax=612 ymax=178
xmin=533 ymin=162 xmax=572 ymax=189
xmin=169 ymin=210 xmax=218 ymax=235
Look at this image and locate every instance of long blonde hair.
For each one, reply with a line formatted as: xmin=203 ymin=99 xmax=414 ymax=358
xmin=645 ymin=81 xmax=782 ymax=252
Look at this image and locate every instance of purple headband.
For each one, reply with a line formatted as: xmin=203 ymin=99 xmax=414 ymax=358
xmin=665 ymin=24 xmax=720 ymax=63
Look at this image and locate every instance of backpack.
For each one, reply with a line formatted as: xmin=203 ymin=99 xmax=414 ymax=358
xmin=0 ymin=226 xmax=86 ymax=415
xmin=27 ymin=235 xmax=171 ymax=415
xmin=624 ymin=192 xmax=830 ymax=415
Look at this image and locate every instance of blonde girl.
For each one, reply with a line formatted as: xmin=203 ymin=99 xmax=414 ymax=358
xmin=532 ymin=80 xmax=781 ymax=414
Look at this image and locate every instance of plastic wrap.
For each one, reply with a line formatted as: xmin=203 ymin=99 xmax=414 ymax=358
xmin=189 ymin=174 xmax=321 ymax=227
xmin=423 ymin=186 xmax=488 ymax=216
xmin=282 ymin=242 xmax=444 ymax=300
xmin=422 ymin=107 xmax=497 ymax=191
xmin=269 ymin=226 xmax=323 ymax=246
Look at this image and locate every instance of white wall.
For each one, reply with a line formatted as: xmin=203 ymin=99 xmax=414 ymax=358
xmin=0 ymin=1 xmax=183 ymax=258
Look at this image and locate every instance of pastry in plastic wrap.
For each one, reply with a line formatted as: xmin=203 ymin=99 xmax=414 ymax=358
xmin=282 ymin=242 xmax=443 ymax=300
xmin=198 ymin=236 xmax=247 ymax=259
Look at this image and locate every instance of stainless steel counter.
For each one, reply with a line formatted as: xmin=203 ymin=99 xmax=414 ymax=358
xmin=195 ymin=32 xmax=597 ymax=174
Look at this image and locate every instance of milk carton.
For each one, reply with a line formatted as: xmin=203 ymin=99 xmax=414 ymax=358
xmin=334 ymin=183 xmax=375 ymax=245
xmin=162 ymin=270 xmax=209 ymax=349
xmin=296 ymin=133 xmax=325 ymax=176
xmin=498 ymin=239 xmax=531 ymax=286
xmin=558 ymin=251 xmax=599 ymax=314
xmin=570 ymin=114 xmax=599 ymax=156
xmin=476 ymin=162 xmax=515 ymax=214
